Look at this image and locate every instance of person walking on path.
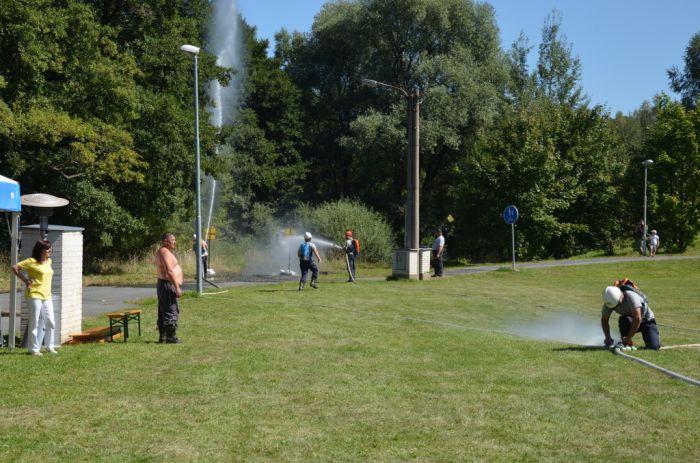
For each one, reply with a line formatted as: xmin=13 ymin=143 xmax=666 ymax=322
xmin=431 ymin=228 xmax=445 ymax=277
xmin=12 ymin=240 xmax=57 ymax=355
xmin=155 ymin=233 xmax=183 ymax=343
xmin=193 ymin=234 xmax=209 ymax=278
xmin=635 ymin=219 xmax=646 ymax=255
xmin=649 ymin=230 xmax=660 ymax=257
xmin=298 ymin=232 xmax=322 ymax=290
xmin=602 ymin=284 xmax=661 ymax=350
xmin=344 ymin=230 xmax=358 ymax=282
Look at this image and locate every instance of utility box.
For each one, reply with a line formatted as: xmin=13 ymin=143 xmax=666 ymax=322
xmin=392 ymin=248 xmax=432 ymax=280
xmin=19 ymin=225 xmax=84 ymax=346
xmin=418 ymin=248 xmax=432 ymax=280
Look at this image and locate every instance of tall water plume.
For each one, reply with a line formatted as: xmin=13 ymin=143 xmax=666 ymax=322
xmin=203 ymin=0 xmax=243 ymax=250
xmin=207 ymin=0 xmax=244 ymax=128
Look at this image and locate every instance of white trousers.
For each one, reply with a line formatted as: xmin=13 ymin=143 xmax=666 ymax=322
xmin=27 ymin=297 xmax=55 ymax=353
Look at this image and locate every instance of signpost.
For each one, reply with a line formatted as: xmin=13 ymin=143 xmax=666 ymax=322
xmin=503 ymin=205 xmax=519 ymax=270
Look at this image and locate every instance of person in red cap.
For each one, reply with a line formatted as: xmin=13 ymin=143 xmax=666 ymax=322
xmin=344 ymin=230 xmax=358 ymax=282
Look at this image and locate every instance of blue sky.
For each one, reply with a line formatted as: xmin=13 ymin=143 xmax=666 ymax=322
xmin=236 ymin=0 xmax=700 ymax=115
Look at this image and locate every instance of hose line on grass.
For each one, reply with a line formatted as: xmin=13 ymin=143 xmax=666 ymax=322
xmin=612 ymin=348 xmax=700 ymax=387
xmin=660 ymin=343 xmax=700 ymax=350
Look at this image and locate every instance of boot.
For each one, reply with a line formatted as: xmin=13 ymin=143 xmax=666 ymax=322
xmin=165 ymin=325 xmax=182 ymax=344
xmin=158 ymin=327 xmax=166 ymax=344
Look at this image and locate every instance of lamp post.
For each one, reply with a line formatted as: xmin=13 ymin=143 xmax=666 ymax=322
xmin=180 ymin=44 xmax=203 ymax=295
xmin=362 ymin=78 xmax=422 ymax=278
xmin=642 ymin=159 xmax=654 ymax=256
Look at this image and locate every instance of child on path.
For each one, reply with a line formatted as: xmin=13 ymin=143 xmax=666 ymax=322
xmin=649 ymin=230 xmax=660 ymax=257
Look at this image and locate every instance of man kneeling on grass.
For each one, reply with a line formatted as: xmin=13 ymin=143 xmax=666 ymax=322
xmin=601 ymin=285 xmax=661 ymax=350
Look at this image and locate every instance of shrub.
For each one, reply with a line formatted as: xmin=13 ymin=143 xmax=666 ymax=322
xmin=297 ymin=199 xmax=395 ymax=263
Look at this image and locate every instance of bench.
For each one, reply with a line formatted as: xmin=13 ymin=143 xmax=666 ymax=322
xmin=68 ymin=326 xmax=122 ymax=344
xmin=105 ymin=309 xmax=142 ymax=342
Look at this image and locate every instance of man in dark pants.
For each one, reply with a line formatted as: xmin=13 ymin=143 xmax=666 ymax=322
xmin=298 ymin=232 xmax=322 ymax=290
xmin=344 ymin=230 xmax=357 ymax=282
xmin=431 ymin=228 xmax=445 ymax=277
xmin=155 ymin=233 xmax=183 ymax=343
xmin=601 ymin=285 xmax=661 ymax=349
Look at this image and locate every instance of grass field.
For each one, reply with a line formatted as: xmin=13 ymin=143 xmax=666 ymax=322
xmin=1 ymin=259 xmax=699 ymax=462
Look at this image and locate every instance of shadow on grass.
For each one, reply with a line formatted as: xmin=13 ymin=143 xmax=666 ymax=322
xmin=553 ymin=346 xmax=612 ymax=352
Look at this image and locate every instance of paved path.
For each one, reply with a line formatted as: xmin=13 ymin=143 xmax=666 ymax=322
xmin=2 ymin=254 xmax=698 ymax=323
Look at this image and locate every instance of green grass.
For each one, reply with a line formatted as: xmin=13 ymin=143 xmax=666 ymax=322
xmin=1 ymin=260 xmax=699 ymax=462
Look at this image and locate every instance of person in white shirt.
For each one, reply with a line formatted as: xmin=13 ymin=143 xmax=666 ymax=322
xmin=431 ymin=228 xmax=445 ymax=277
xmin=649 ymin=230 xmax=660 ymax=257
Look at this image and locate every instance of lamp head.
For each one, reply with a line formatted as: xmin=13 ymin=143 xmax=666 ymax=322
xmin=180 ymin=44 xmax=200 ymax=55
xmin=642 ymin=159 xmax=654 ymax=167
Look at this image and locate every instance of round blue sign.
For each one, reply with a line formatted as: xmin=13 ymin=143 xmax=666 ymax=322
xmin=503 ymin=205 xmax=519 ymax=224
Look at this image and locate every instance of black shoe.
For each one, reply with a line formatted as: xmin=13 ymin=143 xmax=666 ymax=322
xmin=165 ymin=326 xmax=182 ymax=344
xmin=299 ymin=282 xmax=304 ymax=291
xmin=311 ymin=280 xmax=318 ymax=289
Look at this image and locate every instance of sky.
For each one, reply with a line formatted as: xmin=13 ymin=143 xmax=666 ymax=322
xmin=236 ymin=0 xmax=700 ymax=115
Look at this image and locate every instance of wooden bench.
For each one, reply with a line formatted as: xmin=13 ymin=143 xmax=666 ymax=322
xmin=105 ymin=309 xmax=142 ymax=342
xmin=68 ymin=326 xmax=122 ymax=344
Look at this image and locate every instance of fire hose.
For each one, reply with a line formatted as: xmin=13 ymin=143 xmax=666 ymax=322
xmin=612 ymin=347 xmax=700 ymax=387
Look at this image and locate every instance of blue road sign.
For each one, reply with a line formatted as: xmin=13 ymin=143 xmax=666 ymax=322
xmin=503 ymin=205 xmax=519 ymax=225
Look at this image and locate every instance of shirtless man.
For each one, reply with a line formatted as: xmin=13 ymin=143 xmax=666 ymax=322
xmin=155 ymin=232 xmax=184 ymax=344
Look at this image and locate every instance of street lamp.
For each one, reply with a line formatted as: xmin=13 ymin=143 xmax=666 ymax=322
xmin=362 ymin=78 xmax=423 ymax=278
xmin=180 ymin=44 xmax=203 ymax=295
xmin=642 ymin=159 xmax=654 ymax=256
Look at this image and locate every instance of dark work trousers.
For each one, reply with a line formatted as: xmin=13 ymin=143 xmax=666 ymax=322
xmin=157 ymin=279 xmax=180 ymax=329
xmin=347 ymin=252 xmax=356 ymax=280
xmin=431 ymin=252 xmax=444 ymax=276
xmin=299 ymin=260 xmax=318 ymax=284
xmin=619 ymin=316 xmax=660 ymax=349
xmin=201 ymin=255 xmax=208 ymax=277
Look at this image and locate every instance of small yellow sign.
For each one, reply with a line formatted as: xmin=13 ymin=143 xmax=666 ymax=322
xmin=207 ymin=226 xmax=217 ymax=240
xmin=283 ymin=227 xmax=296 ymax=236
xmin=446 ymin=214 xmax=455 ymax=223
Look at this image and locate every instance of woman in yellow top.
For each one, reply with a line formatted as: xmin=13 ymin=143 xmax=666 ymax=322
xmin=12 ymin=240 xmax=57 ymax=355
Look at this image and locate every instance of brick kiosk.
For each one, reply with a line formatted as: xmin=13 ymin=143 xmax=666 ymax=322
xmin=19 ymin=225 xmax=84 ymax=347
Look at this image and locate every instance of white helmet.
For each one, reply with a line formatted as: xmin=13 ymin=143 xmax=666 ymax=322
xmin=603 ymin=286 xmax=622 ymax=308
xmin=304 ymin=232 xmax=312 ymax=240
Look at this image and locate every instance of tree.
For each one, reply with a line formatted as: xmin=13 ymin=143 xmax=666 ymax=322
xmin=668 ymin=31 xmax=700 ymax=109
xmin=452 ymin=10 xmax=619 ymax=260
xmin=0 ymin=0 xmax=225 ymax=260
xmin=536 ymin=10 xmax=587 ymax=108
xmin=641 ymin=95 xmax=700 ymax=251
xmin=279 ymin=0 xmax=509 ymax=243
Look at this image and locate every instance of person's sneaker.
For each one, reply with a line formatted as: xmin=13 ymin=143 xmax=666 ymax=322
xmin=30 ymin=351 xmax=42 ymax=356
xmin=47 ymin=348 xmax=58 ymax=354
xmin=310 ymin=280 xmax=318 ymax=289
xmin=298 ymin=283 xmax=304 ymax=291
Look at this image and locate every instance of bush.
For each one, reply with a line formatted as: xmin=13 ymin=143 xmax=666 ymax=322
xmin=297 ymin=199 xmax=395 ymax=263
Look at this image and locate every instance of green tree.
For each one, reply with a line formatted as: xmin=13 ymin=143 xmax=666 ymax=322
xmin=453 ymin=10 xmax=620 ymax=260
xmin=280 ymin=0 xmax=509 ymax=244
xmin=536 ymin=10 xmax=586 ymax=108
xmin=641 ymin=95 xmax=700 ymax=251
xmin=0 ymin=0 xmax=225 ymax=260
xmin=668 ymin=31 xmax=700 ymax=110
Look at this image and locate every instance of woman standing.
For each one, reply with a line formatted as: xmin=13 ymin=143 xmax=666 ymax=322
xmin=12 ymin=240 xmax=57 ymax=355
